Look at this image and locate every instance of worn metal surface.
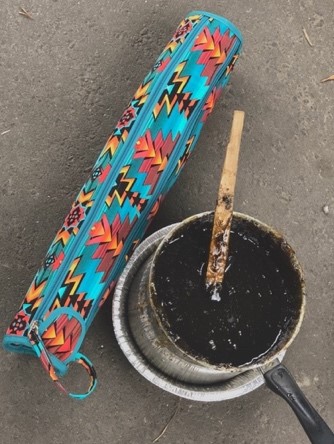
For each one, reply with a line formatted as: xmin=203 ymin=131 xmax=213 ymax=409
xmin=1 ymin=0 xmax=333 ymax=443
xmin=148 ymin=212 xmax=304 ymax=373
xmin=113 ymin=223 xmax=286 ymax=400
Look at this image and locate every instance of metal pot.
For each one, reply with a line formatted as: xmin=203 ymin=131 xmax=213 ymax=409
xmin=147 ymin=211 xmax=305 ymax=380
xmin=112 ymin=212 xmax=334 ymax=443
xmin=113 ymin=222 xmax=279 ymax=402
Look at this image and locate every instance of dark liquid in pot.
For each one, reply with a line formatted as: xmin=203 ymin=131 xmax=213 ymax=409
xmin=153 ymin=215 xmax=302 ymax=367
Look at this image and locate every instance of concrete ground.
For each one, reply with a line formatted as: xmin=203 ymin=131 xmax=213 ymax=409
xmin=1 ymin=0 xmax=333 ymax=443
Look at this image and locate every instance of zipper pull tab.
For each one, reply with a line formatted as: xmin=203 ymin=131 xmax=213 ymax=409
xmin=28 ymin=320 xmax=40 ymax=342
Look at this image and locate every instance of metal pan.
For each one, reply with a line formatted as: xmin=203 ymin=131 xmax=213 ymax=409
xmin=112 ymin=213 xmax=334 ymax=443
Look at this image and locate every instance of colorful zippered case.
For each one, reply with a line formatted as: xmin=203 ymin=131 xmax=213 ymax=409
xmin=3 ymin=11 xmax=242 ymax=398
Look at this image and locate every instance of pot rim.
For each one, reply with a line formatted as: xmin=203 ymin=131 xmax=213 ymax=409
xmin=149 ymin=211 xmax=306 ymax=373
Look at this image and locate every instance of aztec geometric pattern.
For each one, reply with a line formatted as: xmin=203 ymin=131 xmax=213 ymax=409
xmin=4 ymin=11 xmax=243 ymax=398
xmin=41 ymin=314 xmax=82 ymax=362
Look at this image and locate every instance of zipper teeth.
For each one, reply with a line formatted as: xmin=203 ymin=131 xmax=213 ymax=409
xmin=86 ymin=39 xmax=240 ymax=323
xmin=33 ymin=18 xmax=208 ymax=321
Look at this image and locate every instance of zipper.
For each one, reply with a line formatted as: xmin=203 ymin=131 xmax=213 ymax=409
xmin=33 ymin=17 xmax=209 ymax=322
xmin=86 ymin=38 xmax=240 ymax=323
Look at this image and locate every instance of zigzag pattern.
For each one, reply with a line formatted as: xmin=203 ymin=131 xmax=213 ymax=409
xmin=153 ymin=62 xmax=199 ymax=119
xmin=105 ymin=166 xmax=136 ymax=208
xmin=45 ymin=258 xmax=92 ymax=318
xmin=20 ymin=279 xmax=46 ymax=317
xmin=53 ymin=228 xmax=71 ymax=248
xmin=133 ymin=81 xmax=152 ymax=106
xmin=193 ymin=27 xmax=237 ymax=84
xmin=6 ymin=13 xmax=242 ymax=374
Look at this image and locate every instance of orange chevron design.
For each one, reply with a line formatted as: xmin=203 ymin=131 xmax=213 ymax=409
xmin=49 ymin=329 xmax=65 ymax=347
xmin=42 ymin=315 xmax=82 ymax=360
xmin=212 ymin=41 xmax=224 ymax=60
xmin=103 ymin=233 xmax=119 ymax=251
xmin=101 ymin=129 xmax=128 ymax=158
xmin=121 ymin=128 xmax=129 ymax=142
xmin=105 ymin=195 xmax=112 ymax=208
xmin=54 ymin=228 xmax=71 ymax=247
xmin=25 ymin=280 xmax=46 ymax=304
xmin=56 ymin=336 xmax=71 ymax=353
xmin=136 ymin=132 xmax=179 ymax=194
xmin=121 ymin=129 xmax=129 ymax=141
xmin=102 ymin=134 xmax=120 ymax=157
xmin=57 ymin=335 xmax=72 ymax=353
xmin=171 ymin=62 xmax=189 ymax=93
xmin=88 ymin=215 xmax=119 ymax=251
xmin=63 ymin=258 xmax=83 ymax=296
xmin=162 ymin=39 xmax=178 ymax=55
xmin=199 ymin=28 xmax=228 ymax=63
xmin=134 ymin=81 xmax=151 ymax=105
xmin=113 ymin=239 xmax=124 ymax=256
xmin=135 ymin=133 xmax=156 ymax=159
xmin=153 ymin=91 xmax=179 ymax=118
xmin=89 ymin=215 xmax=112 ymax=244
xmin=195 ymin=29 xmax=236 ymax=84
xmin=94 ymin=215 xmax=134 ymax=279
xmin=194 ymin=27 xmax=215 ymax=51
xmin=42 ymin=323 xmax=56 ymax=339
xmin=77 ymin=189 xmax=94 ymax=206
xmin=158 ymin=156 xmax=168 ymax=172
xmin=151 ymin=146 xmax=163 ymax=167
xmin=92 ymin=217 xmax=123 ymax=259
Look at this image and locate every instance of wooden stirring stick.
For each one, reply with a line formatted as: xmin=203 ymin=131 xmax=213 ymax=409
xmin=206 ymin=110 xmax=245 ymax=287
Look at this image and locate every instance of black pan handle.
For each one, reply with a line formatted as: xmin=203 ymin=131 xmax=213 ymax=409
xmin=264 ymin=363 xmax=334 ymax=444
